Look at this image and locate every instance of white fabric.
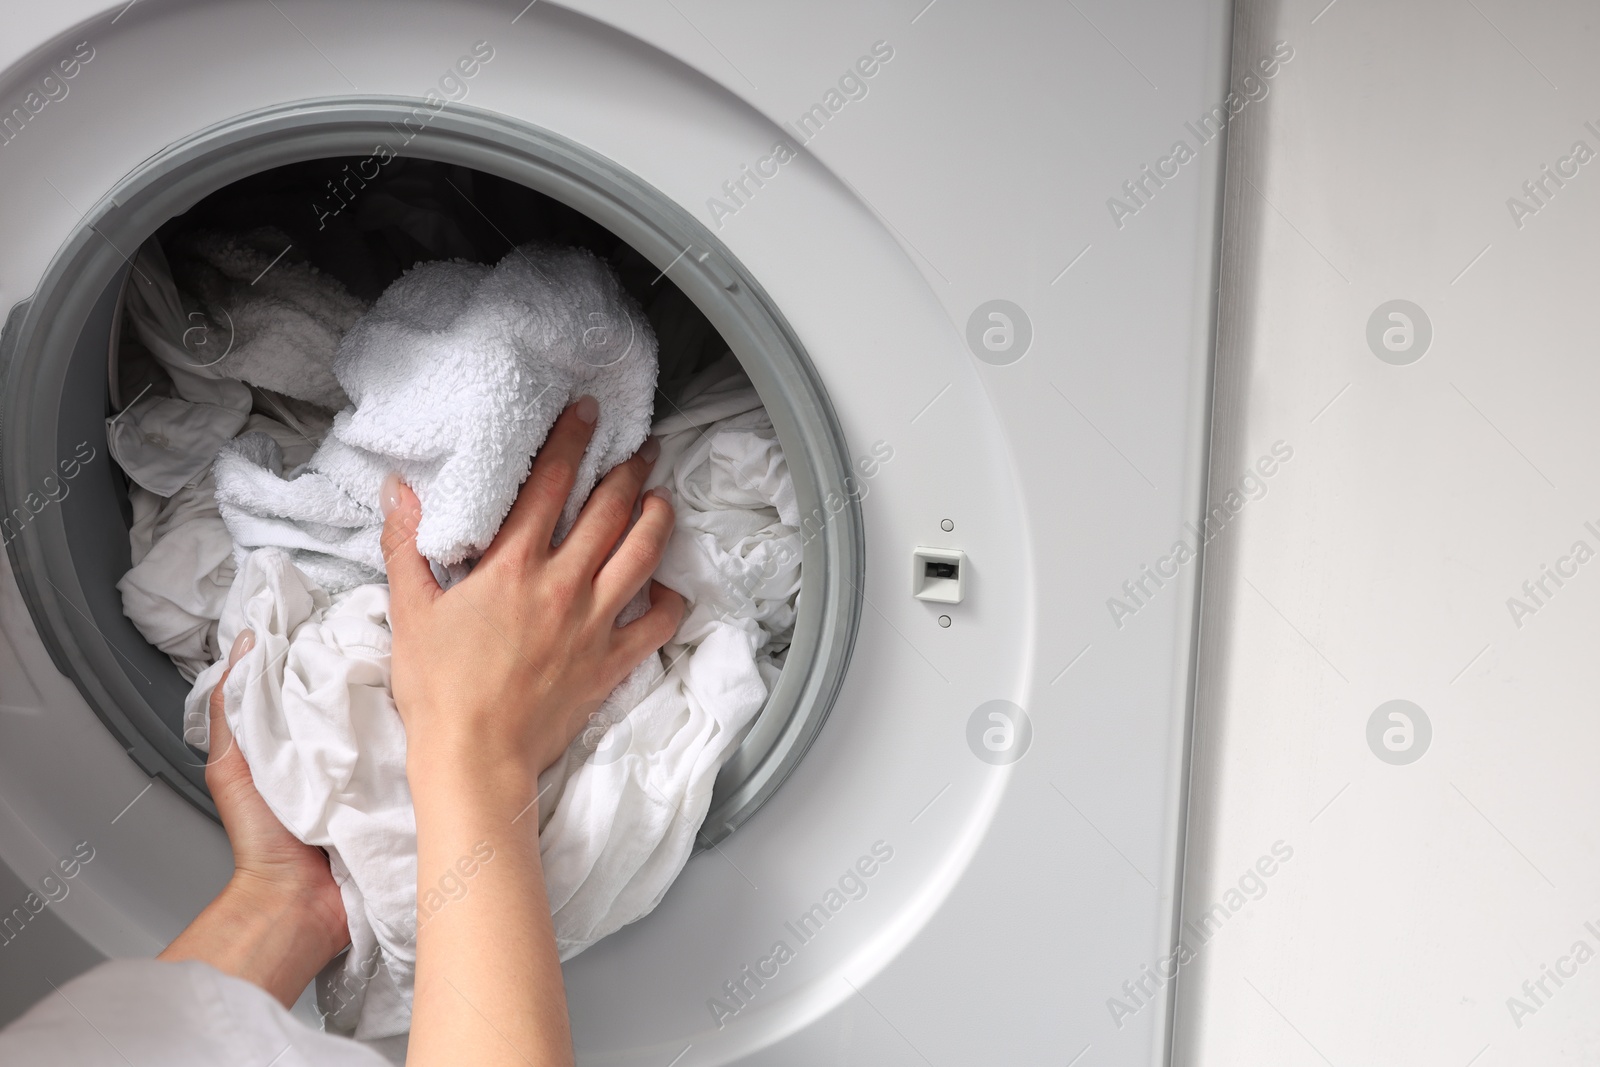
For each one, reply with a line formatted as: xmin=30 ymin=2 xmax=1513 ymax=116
xmin=186 ymin=551 xmax=414 ymax=1039
xmin=170 ymin=228 xmax=366 ymax=411
xmin=118 ymin=473 xmax=234 ymax=681
xmin=538 ymin=359 xmax=801 ymax=952
xmin=119 ymin=414 xmax=328 ymax=681
xmin=181 ymin=358 xmax=799 ymax=1039
xmin=108 ymin=241 xmax=253 ymax=496
xmin=107 ymin=395 xmax=251 ymax=500
xmin=0 ymin=959 xmax=388 ymax=1066
xmin=107 ymin=231 xmax=357 ymax=497
xmin=646 ymin=356 xmax=802 ymax=656
xmin=211 ymin=243 xmax=658 ymax=592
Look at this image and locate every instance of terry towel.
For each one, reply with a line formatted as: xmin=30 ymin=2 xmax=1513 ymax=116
xmin=168 ymin=227 xmax=366 ymax=412
xmin=210 ymin=244 xmax=657 ymax=593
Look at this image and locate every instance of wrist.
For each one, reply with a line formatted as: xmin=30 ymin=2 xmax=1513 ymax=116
xmin=160 ymin=873 xmax=349 ymax=1008
xmin=225 ymin=870 xmax=348 ymax=962
xmin=406 ymin=739 xmax=544 ymax=809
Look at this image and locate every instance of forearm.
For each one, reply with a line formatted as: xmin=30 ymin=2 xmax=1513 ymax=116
xmin=407 ymin=760 xmax=573 ymax=1067
xmin=158 ymin=872 xmax=347 ymax=1009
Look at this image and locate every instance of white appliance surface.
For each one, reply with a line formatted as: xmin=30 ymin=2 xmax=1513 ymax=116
xmin=0 ymin=2 xmax=1231 ymax=1063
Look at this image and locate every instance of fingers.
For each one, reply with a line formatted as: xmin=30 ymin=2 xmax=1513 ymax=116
xmin=380 ymin=474 xmax=440 ymax=619
xmin=593 ymin=487 xmax=675 ymax=615
xmin=561 ymin=436 xmax=659 ymax=573
xmin=492 ymin=397 xmax=599 ymax=558
xmin=612 ymin=581 xmax=686 ymax=668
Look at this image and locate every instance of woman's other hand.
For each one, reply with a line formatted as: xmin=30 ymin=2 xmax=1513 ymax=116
xmin=158 ymin=633 xmax=350 ymax=1007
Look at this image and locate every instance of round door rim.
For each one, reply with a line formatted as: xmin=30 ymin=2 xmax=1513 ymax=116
xmin=0 ymin=95 xmax=864 ymax=847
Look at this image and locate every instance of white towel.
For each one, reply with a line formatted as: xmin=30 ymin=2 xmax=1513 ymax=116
xmin=168 ymin=228 xmax=367 ymax=412
xmin=211 ymin=243 xmax=658 ymax=593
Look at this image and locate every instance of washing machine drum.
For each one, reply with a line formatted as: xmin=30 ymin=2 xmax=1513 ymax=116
xmin=2 ymin=102 xmax=862 ymax=847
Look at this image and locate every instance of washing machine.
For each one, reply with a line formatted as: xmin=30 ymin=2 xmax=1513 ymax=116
xmin=0 ymin=2 xmax=1231 ymax=1063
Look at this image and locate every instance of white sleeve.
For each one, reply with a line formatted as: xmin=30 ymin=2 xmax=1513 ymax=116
xmin=0 ymin=958 xmax=394 ymax=1065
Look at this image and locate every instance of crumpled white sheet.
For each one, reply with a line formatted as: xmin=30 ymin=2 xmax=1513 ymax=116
xmin=188 ymin=550 xmax=415 ymax=1035
xmin=119 ymin=414 xmax=327 ymax=681
xmin=108 ymin=242 xmax=253 ymax=497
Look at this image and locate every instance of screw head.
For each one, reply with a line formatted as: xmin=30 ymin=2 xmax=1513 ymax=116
xmin=938 ymin=615 xmax=951 ymax=628
xmin=940 ymin=519 xmax=954 ymax=532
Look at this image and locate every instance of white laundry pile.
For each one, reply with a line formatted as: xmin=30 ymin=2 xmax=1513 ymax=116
xmin=108 ymin=231 xmax=361 ymax=497
xmin=118 ymin=414 xmax=326 ymax=680
xmin=113 ymin=235 xmax=351 ymax=678
xmin=111 ymin=240 xmax=803 ymax=1040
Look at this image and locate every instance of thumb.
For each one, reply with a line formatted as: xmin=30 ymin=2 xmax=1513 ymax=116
xmin=207 ymin=665 xmax=235 ymax=763
xmin=207 ymin=629 xmax=253 ymax=766
xmin=380 ymin=472 xmax=440 ymax=617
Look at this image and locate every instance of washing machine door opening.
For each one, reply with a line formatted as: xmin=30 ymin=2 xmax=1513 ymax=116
xmin=0 ymin=98 xmax=864 ymax=849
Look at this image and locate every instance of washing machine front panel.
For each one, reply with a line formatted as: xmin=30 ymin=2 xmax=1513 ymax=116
xmin=0 ymin=2 xmax=1230 ymax=1064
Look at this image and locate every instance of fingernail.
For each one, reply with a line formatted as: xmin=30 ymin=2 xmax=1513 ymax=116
xmin=574 ymin=395 xmax=599 ymax=425
xmin=648 ymin=485 xmax=673 ymax=506
xmin=638 ymin=436 xmax=660 ymax=463
xmin=380 ymin=472 xmax=402 ymax=518
xmin=228 ymin=629 xmax=255 ymax=666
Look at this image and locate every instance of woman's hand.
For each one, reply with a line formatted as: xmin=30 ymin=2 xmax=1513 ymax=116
xmin=380 ymin=395 xmax=684 ymax=788
xmin=159 ymin=634 xmax=350 ymax=1007
xmin=205 ymin=633 xmax=349 ymax=925
xmin=388 ymin=397 xmax=682 ymax=1067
